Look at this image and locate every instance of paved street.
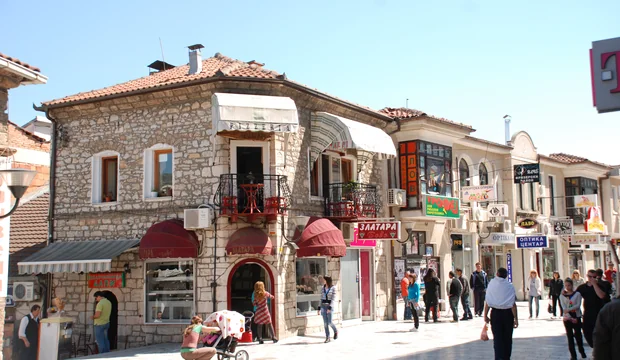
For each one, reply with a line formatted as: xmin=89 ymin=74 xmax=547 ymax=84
xmin=76 ymin=303 xmax=590 ymax=360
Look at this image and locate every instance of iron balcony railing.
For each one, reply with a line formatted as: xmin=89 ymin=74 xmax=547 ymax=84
xmin=324 ymin=182 xmax=379 ymax=218
xmin=214 ymin=173 xmax=291 ymax=216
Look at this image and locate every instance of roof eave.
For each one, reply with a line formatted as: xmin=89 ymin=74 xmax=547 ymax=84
xmin=0 ymin=58 xmax=47 ymax=85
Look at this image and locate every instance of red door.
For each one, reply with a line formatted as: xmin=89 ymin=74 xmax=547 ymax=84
xmin=360 ymin=250 xmax=371 ymax=318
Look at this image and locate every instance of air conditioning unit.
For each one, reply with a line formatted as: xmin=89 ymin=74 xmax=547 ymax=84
xmin=473 ymin=208 xmax=489 ymax=222
xmin=340 ymin=222 xmax=357 ymax=244
xmin=184 ymin=208 xmax=214 ymax=229
xmin=13 ymin=282 xmax=35 ymax=302
xmin=542 ymin=223 xmax=552 ymax=236
xmin=387 ymin=189 xmax=406 ymax=207
xmin=502 ymin=220 xmax=513 ymax=233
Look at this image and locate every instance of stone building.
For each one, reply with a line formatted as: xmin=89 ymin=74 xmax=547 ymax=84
xmin=21 ymin=48 xmax=397 ymax=347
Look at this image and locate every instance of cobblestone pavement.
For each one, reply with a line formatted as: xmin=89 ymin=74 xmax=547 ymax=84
xmin=77 ymin=303 xmax=591 ymax=360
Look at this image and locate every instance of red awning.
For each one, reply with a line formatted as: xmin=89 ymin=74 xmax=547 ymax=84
xmin=139 ymin=219 xmax=199 ymax=259
xmin=296 ymin=218 xmax=346 ymax=258
xmin=226 ymin=227 xmax=273 ymax=255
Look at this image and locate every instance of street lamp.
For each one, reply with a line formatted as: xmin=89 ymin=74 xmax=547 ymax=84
xmin=0 ymin=169 xmax=37 ymax=219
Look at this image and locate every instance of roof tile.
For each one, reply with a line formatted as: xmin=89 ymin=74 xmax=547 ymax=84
xmin=548 ymin=153 xmax=610 ymax=168
xmin=379 ymin=107 xmax=473 ymax=129
xmin=9 ymin=192 xmax=49 ymax=275
xmin=0 ymin=52 xmax=41 ymax=72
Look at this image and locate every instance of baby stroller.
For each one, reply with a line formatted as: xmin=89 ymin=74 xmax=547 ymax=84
xmin=203 ymin=310 xmax=250 ymax=360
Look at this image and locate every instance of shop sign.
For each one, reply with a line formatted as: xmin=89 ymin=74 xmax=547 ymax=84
xmin=516 ymin=235 xmax=548 ymax=248
xmin=488 ymin=204 xmax=509 ymax=218
xmin=351 ymin=225 xmax=376 ymax=247
xmin=587 ymin=244 xmax=608 ymax=251
xmin=450 ymin=234 xmax=463 ymax=250
xmin=506 ymin=253 xmax=512 ymax=283
xmin=585 ymin=206 xmax=606 ymax=233
xmin=461 ymin=185 xmax=496 ymax=202
xmin=425 ymin=245 xmax=434 ymax=257
xmin=571 ymin=234 xmax=600 ymax=245
xmin=88 ymin=272 xmax=126 ymax=288
xmin=484 ymin=233 xmax=516 ymax=245
xmin=358 ymin=221 xmax=400 ymax=240
xmin=568 ymin=249 xmax=583 ymax=254
xmin=423 ymin=195 xmax=460 ymax=219
xmin=569 ymin=194 xmax=598 ymax=209
xmin=552 ymin=219 xmax=574 ymax=236
xmin=6 ymin=283 xmax=14 ymax=307
xmin=517 ymin=218 xmax=539 ymax=229
xmin=513 ymin=164 xmax=540 ymax=184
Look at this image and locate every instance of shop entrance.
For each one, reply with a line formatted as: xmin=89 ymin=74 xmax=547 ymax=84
xmin=100 ymin=291 xmax=118 ymax=350
xmin=481 ymin=246 xmax=505 ymax=280
xmin=360 ymin=250 xmax=372 ymax=320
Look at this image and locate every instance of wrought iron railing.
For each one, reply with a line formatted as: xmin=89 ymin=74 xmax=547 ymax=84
xmin=324 ymin=182 xmax=379 ymax=218
xmin=214 ymin=173 xmax=291 ymax=216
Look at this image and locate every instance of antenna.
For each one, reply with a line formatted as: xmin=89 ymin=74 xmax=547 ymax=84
xmin=406 ymin=98 xmax=409 ymax=109
xmin=159 ymin=37 xmax=167 ymax=70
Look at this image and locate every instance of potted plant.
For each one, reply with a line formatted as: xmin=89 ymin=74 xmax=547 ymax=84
xmin=342 ymin=181 xmax=359 ymax=201
xmin=150 ymin=187 xmax=159 ymax=199
xmin=104 ymin=192 xmax=113 ymax=202
xmin=161 ymin=185 xmax=173 ymax=197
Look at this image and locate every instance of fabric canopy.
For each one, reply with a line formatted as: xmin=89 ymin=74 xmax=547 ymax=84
xmin=139 ymin=219 xmax=199 ymax=259
xmin=212 ymin=93 xmax=299 ymax=133
xmin=18 ymin=239 xmax=139 ymax=274
xmin=226 ymin=227 xmax=273 ymax=255
xmin=310 ymin=112 xmax=396 ymax=169
xmin=295 ymin=218 xmax=346 ymax=258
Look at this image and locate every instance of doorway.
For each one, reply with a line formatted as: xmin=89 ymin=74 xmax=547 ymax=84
xmin=100 ymin=291 xmax=118 ymax=351
xmin=360 ymin=250 xmax=373 ymax=320
xmin=231 ymin=141 xmax=270 ymax=213
xmin=341 ymin=249 xmax=360 ymax=321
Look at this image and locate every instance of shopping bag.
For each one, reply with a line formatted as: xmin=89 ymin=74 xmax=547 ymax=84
xmin=547 ymin=302 xmax=553 ymax=314
xmin=480 ymin=324 xmax=489 ymax=341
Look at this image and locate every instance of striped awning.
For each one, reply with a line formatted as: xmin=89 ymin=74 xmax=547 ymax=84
xmin=310 ymin=112 xmax=396 ymax=169
xmin=18 ymin=239 xmax=139 ymax=274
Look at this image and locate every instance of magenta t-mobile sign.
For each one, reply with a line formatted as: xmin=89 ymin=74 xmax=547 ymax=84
xmin=591 ymin=36 xmax=620 ymax=113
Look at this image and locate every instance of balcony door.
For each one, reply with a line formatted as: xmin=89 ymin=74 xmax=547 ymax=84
xmin=231 ymin=141 xmax=270 ymax=212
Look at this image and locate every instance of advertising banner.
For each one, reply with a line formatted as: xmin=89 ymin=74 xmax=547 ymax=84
xmin=423 ymin=195 xmax=460 ymax=219
xmin=461 ymin=185 xmax=496 ymax=202
xmin=513 ymin=164 xmax=540 ymax=184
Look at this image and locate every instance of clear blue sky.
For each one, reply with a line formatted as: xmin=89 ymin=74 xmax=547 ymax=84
xmin=2 ymin=0 xmax=619 ymax=164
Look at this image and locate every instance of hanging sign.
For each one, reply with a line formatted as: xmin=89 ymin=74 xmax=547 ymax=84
xmin=585 ymin=206 xmax=606 ymax=233
xmin=569 ymin=195 xmax=598 ymax=209
xmin=461 ymin=185 xmax=496 ymax=202
xmin=552 ymin=219 xmax=574 ymax=236
xmin=483 ymin=233 xmax=516 ymax=245
xmin=350 ymin=224 xmax=376 ymax=247
xmin=513 ymin=164 xmax=540 ymax=184
xmin=517 ymin=218 xmax=539 ymax=229
xmin=450 ymin=234 xmax=463 ymax=250
xmin=516 ymin=235 xmax=548 ymax=248
xmin=88 ymin=272 xmax=126 ymax=288
xmin=358 ymin=221 xmax=401 ymax=240
xmin=488 ymin=204 xmax=509 ymax=217
xmin=423 ymin=195 xmax=460 ymax=219
xmin=506 ymin=253 xmax=513 ymax=283
xmin=571 ymin=234 xmax=600 ymax=245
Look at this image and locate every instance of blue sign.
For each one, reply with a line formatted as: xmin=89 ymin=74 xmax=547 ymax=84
xmin=516 ymin=235 xmax=548 ymax=249
xmin=6 ymin=284 xmax=14 ymax=307
xmin=506 ymin=253 xmax=512 ymax=283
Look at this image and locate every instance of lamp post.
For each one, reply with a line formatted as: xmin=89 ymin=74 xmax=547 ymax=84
xmin=0 ymin=169 xmax=37 ymax=218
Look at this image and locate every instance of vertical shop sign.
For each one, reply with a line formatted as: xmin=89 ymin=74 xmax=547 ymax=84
xmin=506 ymin=253 xmax=512 ymax=283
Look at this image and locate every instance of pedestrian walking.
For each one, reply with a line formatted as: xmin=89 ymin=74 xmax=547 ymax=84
xmin=253 ymin=281 xmax=278 ymax=344
xmin=318 ymin=276 xmax=338 ymax=343
xmin=457 ymin=268 xmax=473 ymax=320
xmin=549 ymin=271 xmax=564 ymax=319
xmin=576 ymin=269 xmax=608 ymax=348
xmin=423 ymin=269 xmax=440 ymax=323
xmin=593 ymin=296 xmax=620 ymax=360
xmin=526 ymin=270 xmax=542 ymax=319
xmin=407 ymin=273 xmax=420 ymax=330
xmin=17 ymin=304 xmax=41 ymax=360
xmin=448 ymin=271 xmax=463 ymax=322
xmin=595 ymin=268 xmax=612 ymax=304
xmin=604 ymin=263 xmax=616 ymax=284
xmin=471 ymin=262 xmax=488 ymax=317
xmin=92 ymin=291 xmax=112 ymax=353
xmin=401 ymin=270 xmax=412 ymax=320
xmin=484 ymin=267 xmax=518 ymax=360
xmin=180 ymin=316 xmax=219 ymax=360
xmin=559 ymin=278 xmax=587 ymax=360
xmin=572 ymin=270 xmax=585 ymax=288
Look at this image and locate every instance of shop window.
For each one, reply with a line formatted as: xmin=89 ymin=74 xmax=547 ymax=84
xmin=309 ymin=151 xmax=356 ymax=198
xmin=517 ymin=184 xmax=524 ymax=210
xmin=399 ymin=141 xmax=452 ymax=209
xmin=565 ymin=177 xmax=598 ymax=225
xmin=296 ymin=257 xmax=327 ymax=316
xmin=479 ymin=163 xmax=488 ymax=185
xmin=459 ymin=159 xmax=470 ymax=187
xmin=529 ymin=182 xmax=536 ymax=211
xmin=92 ymin=151 xmax=119 ymax=204
xmin=402 ymin=231 xmax=425 ymax=256
xmin=145 ymin=260 xmax=194 ymax=324
xmin=542 ymin=239 xmax=556 ymax=289
xmin=144 ymin=146 xmax=174 ymax=199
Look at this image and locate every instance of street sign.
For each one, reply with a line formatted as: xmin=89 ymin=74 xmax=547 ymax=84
xmin=551 ymin=219 xmax=573 ymax=236
xmin=357 ymin=221 xmax=401 ymax=240
xmin=488 ymin=204 xmax=509 ymax=217
xmin=516 ymin=235 xmax=548 ymax=248
xmin=507 ymin=253 xmax=512 ymax=283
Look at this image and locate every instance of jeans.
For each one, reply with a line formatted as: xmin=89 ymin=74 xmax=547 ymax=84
xmin=94 ymin=323 xmax=110 ymax=353
xmin=490 ymin=308 xmax=514 ymax=360
xmin=474 ymin=289 xmax=486 ymax=315
xmin=528 ymin=296 xmax=540 ymax=317
xmin=461 ymin=294 xmax=473 ymax=319
xmin=424 ymin=301 xmax=438 ymax=322
xmin=408 ymin=301 xmax=420 ymax=329
xmin=449 ymin=296 xmax=460 ymax=321
xmin=320 ymin=307 xmax=337 ymax=338
xmin=551 ymin=295 xmax=563 ymax=317
xmin=582 ymin=312 xmax=598 ymax=348
xmin=563 ymin=318 xmax=586 ymax=359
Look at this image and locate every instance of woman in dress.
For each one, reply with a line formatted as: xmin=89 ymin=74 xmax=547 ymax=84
xmin=560 ymin=278 xmax=587 ymax=360
xmin=252 ymin=281 xmax=278 ymax=344
xmin=527 ymin=269 xmax=542 ymax=319
xmin=407 ymin=273 xmax=420 ymax=330
xmin=572 ymin=270 xmax=585 ymax=288
xmin=423 ymin=269 xmax=440 ymax=323
xmin=318 ymin=276 xmax=338 ymax=343
xmin=179 ymin=316 xmax=219 ymax=360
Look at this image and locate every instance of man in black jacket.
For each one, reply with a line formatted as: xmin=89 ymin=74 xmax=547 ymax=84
xmin=17 ymin=304 xmax=41 ymax=360
xmin=448 ymin=271 xmax=463 ymax=322
xmin=549 ymin=271 xmax=564 ymax=319
xmin=471 ymin=262 xmax=488 ymax=317
xmin=457 ymin=268 xmax=473 ymax=320
xmin=593 ymin=297 xmax=620 ymax=359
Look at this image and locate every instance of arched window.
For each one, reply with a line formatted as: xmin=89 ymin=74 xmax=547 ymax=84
xmin=459 ymin=159 xmax=470 ymax=187
xmin=479 ymin=163 xmax=489 ymax=185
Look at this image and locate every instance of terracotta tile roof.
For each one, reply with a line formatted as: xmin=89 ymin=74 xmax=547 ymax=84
xmin=8 ymin=120 xmax=49 ymax=144
xmin=379 ymin=107 xmax=473 ymax=130
xmin=44 ymin=53 xmax=280 ymax=106
xmin=0 ymin=52 xmax=41 ymax=72
xmin=548 ymin=153 xmax=610 ymax=168
xmin=9 ymin=191 xmax=49 ymax=275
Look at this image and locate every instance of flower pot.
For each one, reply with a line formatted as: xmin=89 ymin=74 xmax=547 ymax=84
xmin=149 ymin=191 xmax=158 ymax=199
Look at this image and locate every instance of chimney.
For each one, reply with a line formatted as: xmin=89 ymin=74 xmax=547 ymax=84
xmin=188 ymin=44 xmax=204 ymax=75
xmin=503 ymin=115 xmax=511 ymax=145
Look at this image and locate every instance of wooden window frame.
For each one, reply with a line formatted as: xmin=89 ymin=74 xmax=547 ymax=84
xmin=101 ymin=156 xmax=118 ymax=201
xmin=154 ymin=149 xmax=173 ymax=192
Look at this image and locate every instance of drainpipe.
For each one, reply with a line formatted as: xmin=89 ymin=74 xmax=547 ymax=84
xmin=211 ymin=219 xmax=218 ymax=312
xmin=33 ymin=103 xmax=57 ymax=246
xmin=387 ymin=117 xmax=401 ymax=135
